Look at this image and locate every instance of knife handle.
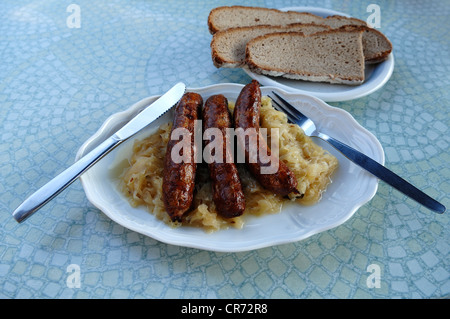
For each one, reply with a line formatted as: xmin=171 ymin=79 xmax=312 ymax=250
xmin=317 ymin=132 xmax=446 ymax=214
xmin=12 ymin=135 xmax=121 ymax=223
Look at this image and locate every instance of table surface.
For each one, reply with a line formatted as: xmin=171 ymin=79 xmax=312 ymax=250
xmin=1 ymin=0 xmax=449 ymax=299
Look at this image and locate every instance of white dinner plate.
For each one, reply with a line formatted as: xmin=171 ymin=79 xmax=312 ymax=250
xmin=75 ymin=83 xmax=384 ymax=252
xmin=243 ymin=7 xmax=395 ymax=102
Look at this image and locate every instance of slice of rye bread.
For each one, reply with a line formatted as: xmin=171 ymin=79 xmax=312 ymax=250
xmin=208 ymin=6 xmax=392 ymax=63
xmin=245 ymin=28 xmax=366 ymax=85
xmin=211 ymin=24 xmax=331 ymax=68
xmin=323 ymin=15 xmax=392 ymax=63
xmin=207 ymin=6 xmax=324 ymax=34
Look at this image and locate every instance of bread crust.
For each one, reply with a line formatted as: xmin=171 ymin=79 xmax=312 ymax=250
xmin=324 ymin=15 xmax=368 ymax=27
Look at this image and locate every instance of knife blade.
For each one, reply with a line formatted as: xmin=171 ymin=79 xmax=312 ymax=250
xmin=12 ymin=82 xmax=186 ymax=223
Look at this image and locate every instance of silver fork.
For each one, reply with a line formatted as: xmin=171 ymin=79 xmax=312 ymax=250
xmin=270 ymin=91 xmax=446 ymax=214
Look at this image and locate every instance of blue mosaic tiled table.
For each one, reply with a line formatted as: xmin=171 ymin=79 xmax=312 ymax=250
xmin=1 ymin=0 xmax=449 ymax=299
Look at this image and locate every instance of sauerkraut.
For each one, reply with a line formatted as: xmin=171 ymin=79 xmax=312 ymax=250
xmin=119 ymin=96 xmax=338 ymax=232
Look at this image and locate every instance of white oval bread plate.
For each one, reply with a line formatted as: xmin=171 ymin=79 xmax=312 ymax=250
xmin=75 ymin=83 xmax=384 ymax=252
xmin=243 ymin=7 xmax=395 ymax=102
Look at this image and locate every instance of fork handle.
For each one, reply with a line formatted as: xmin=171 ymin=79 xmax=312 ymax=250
xmin=317 ymin=132 xmax=446 ymax=214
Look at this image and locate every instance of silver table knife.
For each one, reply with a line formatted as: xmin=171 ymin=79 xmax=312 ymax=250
xmin=12 ymin=82 xmax=186 ymax=223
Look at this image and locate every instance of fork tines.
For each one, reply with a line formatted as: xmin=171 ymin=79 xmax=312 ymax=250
xmin=270 ymin=99 xmax=295 ymax=123
xmin=270 ymin=91 xmax=302 ymax=123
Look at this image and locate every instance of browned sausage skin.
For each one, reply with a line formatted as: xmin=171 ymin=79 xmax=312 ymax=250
xmin=234 ymin=80 xmax=299 ymax=197
xmin=162 ymin=92 xmax=203 ymax=222
xmin=203 ymin=95 xmax=245 ymax=218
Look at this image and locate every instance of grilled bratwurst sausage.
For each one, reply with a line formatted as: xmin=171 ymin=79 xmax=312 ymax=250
xmin=203 ymin=95 xmax=245 ymax=218
xmin=163 ymin=92 xmax=203 ymax=222
xmin=234 ymin=80 xmax=299 ymax=197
